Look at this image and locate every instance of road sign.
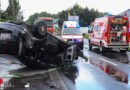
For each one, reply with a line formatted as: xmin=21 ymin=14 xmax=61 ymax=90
xmin=68 ymin=16 xmax=79 ymax=22
xmin=68 ymin=13 xmax=70 ymax=16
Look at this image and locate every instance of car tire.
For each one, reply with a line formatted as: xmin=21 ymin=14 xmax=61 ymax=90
xmin=89 ymin=40 xmax=92 ymax=51
xmin=100 ymin=43 xmax=105 ymax=54
xmin=34 ymin=21 xmax=47 ymax=39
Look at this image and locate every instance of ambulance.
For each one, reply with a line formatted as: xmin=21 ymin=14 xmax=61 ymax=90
xmin=88 ymin=15 xmax=130 ymax=53
xmin=61 ymin=21 xmax=83 ymax=50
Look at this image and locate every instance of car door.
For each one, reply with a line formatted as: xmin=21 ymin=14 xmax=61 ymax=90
xmin=89 ymin=24 xmax=95 ymax=44
xmin=96 ymin=22 xmax=104 ymax=46
xmin=93 ymin=23 xmax=99 ymax=45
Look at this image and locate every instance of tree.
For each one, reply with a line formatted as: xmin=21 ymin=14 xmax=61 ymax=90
xmin=27 ymin=3 xmax=107 ymax=27
xmin=27 ymin=13 xmax=39 ymax=25
xmin=27 ymin=12 xmax=54 ymax=25
xmin=5 ymin=0 xmax=21 ymax=20
xmin=0 ymin=9 xmax=8 ymax=21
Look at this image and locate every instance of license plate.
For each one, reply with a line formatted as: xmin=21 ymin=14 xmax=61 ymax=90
xmin=0 ymin=33 xmax=11 ymax=38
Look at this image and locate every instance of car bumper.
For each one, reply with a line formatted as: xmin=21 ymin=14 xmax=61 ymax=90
xmin=106 ymin=45 xmax=129 ymax=49
xmin=67 ymin=41 xmax=84 ymax=49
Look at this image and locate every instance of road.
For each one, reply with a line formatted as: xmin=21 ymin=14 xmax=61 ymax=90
xmin=0 ymin=39 xmax=130 ymax=90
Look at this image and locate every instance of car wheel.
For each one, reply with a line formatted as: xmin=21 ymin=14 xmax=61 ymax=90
xmin=100 ymin=43 xmax=104 ymax=54
xmin=38 ymin=23 xmax=46 ymax=35
xmin=89 ymin=40 xmax=92 ymax=51
xmin=34 ymin=21 xmax=47 ymax=39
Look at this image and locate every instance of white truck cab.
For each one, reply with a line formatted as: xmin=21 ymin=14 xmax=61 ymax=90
xmin=61 ymin=21 xmax=83 ymax=50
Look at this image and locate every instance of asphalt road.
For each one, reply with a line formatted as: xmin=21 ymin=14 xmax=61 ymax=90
xmin=0 ymin=39 xmax=130 ymax=90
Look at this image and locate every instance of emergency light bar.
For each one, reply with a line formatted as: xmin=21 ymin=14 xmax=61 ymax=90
xmin=64 ymin=25 xmax=67 ymax=28
xmin=64 ymin=24 xmax=80 ymax=28
xmin=76 ymin=24 xmax=80 ymax=28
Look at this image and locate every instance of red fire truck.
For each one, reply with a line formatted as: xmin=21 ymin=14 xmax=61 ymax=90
xmin=88 ymin=15 xmax=130 ymax=53
xmin=39 ymin=17 xmax=54 ymax=34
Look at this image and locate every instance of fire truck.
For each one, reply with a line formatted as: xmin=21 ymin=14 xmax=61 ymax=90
xmin=88 ymin=15 xmax=130 ymax=53
xmin=38 ymin=17 xmax=54 ymax=34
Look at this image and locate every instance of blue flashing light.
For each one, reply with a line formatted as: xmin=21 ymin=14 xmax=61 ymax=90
xmin=107 ymin=13 xmax=112 ymax=16
xmin=74 ymin=39 xmax=79 ymax=43
xmin=64 ymin=25 xmax=67 ymax=28
xmin=88 ymin=25 xmax=90 ymax=29
xmin=76 ymin=24 xmax=80 ymax=28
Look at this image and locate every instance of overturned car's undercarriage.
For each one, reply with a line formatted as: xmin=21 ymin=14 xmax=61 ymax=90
xmin=0 ymin=20 xmax=84 ymax=69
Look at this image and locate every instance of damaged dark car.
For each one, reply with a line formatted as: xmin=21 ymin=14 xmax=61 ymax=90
xmin=0 ymin=20 xmax=83 ymax=69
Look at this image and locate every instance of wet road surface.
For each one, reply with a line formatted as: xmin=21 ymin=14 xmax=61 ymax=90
xmin=84 ymin=39 xmax=129 ymax=63
xmin=0 ymin=39 xmax=130 ymax=90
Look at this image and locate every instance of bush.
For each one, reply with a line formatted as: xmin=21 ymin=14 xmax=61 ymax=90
xmin=83 ymin=34 xmax=89 ymax=39
xmin=0 ymin=19 xmax=7 ymax=22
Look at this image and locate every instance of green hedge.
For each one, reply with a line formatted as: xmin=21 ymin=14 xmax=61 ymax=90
xmin=0 ymin=19 xmax=7 ymax=22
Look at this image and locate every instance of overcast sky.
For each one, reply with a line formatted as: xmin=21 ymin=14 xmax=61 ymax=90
xmin=1 ymin=0 xmax=130 ymax=20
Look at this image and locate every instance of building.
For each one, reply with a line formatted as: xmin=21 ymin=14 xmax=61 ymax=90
xmin=119 ymin=9 xmax=130 ymax=17
xmin=80 ymin=27 xmax=88 ymax=34
xmin=119 ymin=9 xmax=130 ymax=24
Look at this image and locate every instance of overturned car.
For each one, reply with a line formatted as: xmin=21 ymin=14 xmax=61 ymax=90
xmin=0 ymin=20 xmax=83 ymax=68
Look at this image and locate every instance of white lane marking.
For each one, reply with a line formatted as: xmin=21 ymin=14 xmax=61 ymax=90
xmin=99 ymin=58 xmax=118 ymax=66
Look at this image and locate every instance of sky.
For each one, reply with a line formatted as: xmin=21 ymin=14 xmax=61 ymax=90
xmin=1 ymin=0 xmax=130 ymax=20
